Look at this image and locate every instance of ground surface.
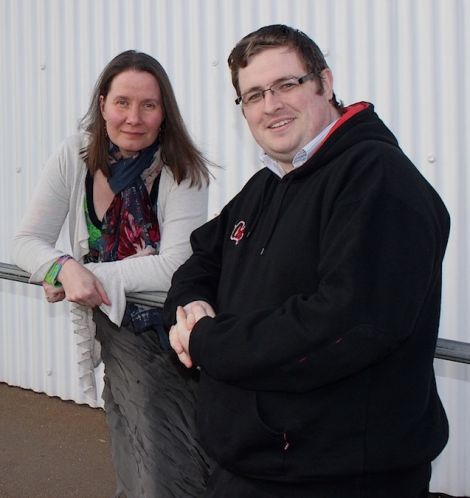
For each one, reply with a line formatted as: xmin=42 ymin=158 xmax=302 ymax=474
xmin=0 ymin=382 xmax=116 ymax=498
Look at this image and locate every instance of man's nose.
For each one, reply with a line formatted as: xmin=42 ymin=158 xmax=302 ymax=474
xmin=262 ymin=89 xmax=283 ymax=112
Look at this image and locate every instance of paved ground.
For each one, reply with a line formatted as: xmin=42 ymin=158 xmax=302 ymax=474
xmin=0 ymin=382 xmax=116 ymax=498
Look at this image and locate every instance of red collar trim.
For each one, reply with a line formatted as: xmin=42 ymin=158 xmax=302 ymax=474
xmin=319 ymin=101 xmax=370 ymax=149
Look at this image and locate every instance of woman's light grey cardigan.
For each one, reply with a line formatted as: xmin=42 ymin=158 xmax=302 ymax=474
xmin=12 ymin=133 xmax=208 ymax=402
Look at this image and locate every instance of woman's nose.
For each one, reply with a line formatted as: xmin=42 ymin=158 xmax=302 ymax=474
xmin=126 ymin=104 xmax=142 ymax=124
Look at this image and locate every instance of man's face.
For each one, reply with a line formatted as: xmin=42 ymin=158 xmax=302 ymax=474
xmin=238 ymin=47 xmax=339 ymax=173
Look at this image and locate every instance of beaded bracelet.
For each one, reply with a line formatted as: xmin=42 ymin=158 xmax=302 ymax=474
xmin=44 ymin=255 xmax=74 ymax=287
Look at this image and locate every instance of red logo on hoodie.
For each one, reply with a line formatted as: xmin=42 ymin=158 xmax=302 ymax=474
xmin=230 ymin=221 xmax=246 ymax=245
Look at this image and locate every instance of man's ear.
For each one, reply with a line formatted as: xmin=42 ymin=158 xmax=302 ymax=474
xmin=320 ymin=68 xmax=334 ymax=100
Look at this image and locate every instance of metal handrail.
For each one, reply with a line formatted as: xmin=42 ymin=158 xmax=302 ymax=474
xmin=1 ymin=262 xmax=469 ymax=364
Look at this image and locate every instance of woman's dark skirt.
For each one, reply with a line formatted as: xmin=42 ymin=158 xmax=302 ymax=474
xmin=94 ymin=309 xmax=212 ymax=498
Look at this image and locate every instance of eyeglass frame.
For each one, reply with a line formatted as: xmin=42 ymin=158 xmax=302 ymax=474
xmin=234 ymin=71 xmax=317 ymax=106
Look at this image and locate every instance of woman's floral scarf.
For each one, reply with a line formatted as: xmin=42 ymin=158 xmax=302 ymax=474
xmin=94 ymin=170 xmax=161 ymax=261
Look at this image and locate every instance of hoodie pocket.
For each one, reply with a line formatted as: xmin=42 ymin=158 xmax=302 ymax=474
xmin=197 ymin=373 xmax=286 ymax=477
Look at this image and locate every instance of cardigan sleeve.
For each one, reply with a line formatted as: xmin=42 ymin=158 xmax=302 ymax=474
xmin=12 ymin=136 xmax=83 ymax=281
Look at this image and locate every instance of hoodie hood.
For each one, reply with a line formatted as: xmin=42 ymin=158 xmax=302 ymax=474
xmin=291 ymin=102 xmax=400 ymax=180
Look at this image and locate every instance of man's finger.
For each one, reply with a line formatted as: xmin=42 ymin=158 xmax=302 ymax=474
xmin=187 ymin=312 xmax=196 ymax=329
xmin=178 ymin=351 xmax=193 ymax=368
xmin=192 ymin=304 xmax=208 ymax=322
xmin=176 ymin=305 xmax=187 ymax=323
xmin=169 ymin=327 xmax=183 ymax=354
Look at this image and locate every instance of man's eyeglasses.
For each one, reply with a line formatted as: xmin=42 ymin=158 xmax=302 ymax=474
xmin=235 ymin=72 xmax=317 ymax=106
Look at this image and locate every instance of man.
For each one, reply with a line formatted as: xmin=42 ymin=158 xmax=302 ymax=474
xmin=163 ymin=24 xmax=449 ymax=498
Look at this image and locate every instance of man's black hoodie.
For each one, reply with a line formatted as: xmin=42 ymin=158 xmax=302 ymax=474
xmin=164 ymin=103 xmax=450 ymax=480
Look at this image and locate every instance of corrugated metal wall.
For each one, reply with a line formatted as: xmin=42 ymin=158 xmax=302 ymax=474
xmin=1 ymin=0 xmax=468 ymax=494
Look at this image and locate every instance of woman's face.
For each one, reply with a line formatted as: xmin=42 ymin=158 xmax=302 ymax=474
xmin=100 ymin=69 xmax=164 ymax=157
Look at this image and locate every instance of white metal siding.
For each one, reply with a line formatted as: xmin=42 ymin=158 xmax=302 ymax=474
xmin=1 ymin=0 xmax=468 ymax=494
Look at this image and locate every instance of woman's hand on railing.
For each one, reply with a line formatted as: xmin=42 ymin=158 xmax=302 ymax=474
xmin=57 ymin=259 xmax=111 ymax=308
xmin=42 ymin=282 xmax=66 ymax=303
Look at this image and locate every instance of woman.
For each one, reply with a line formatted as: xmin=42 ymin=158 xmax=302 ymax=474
xmin=13 ymin=50 xmax=212 ymax=498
